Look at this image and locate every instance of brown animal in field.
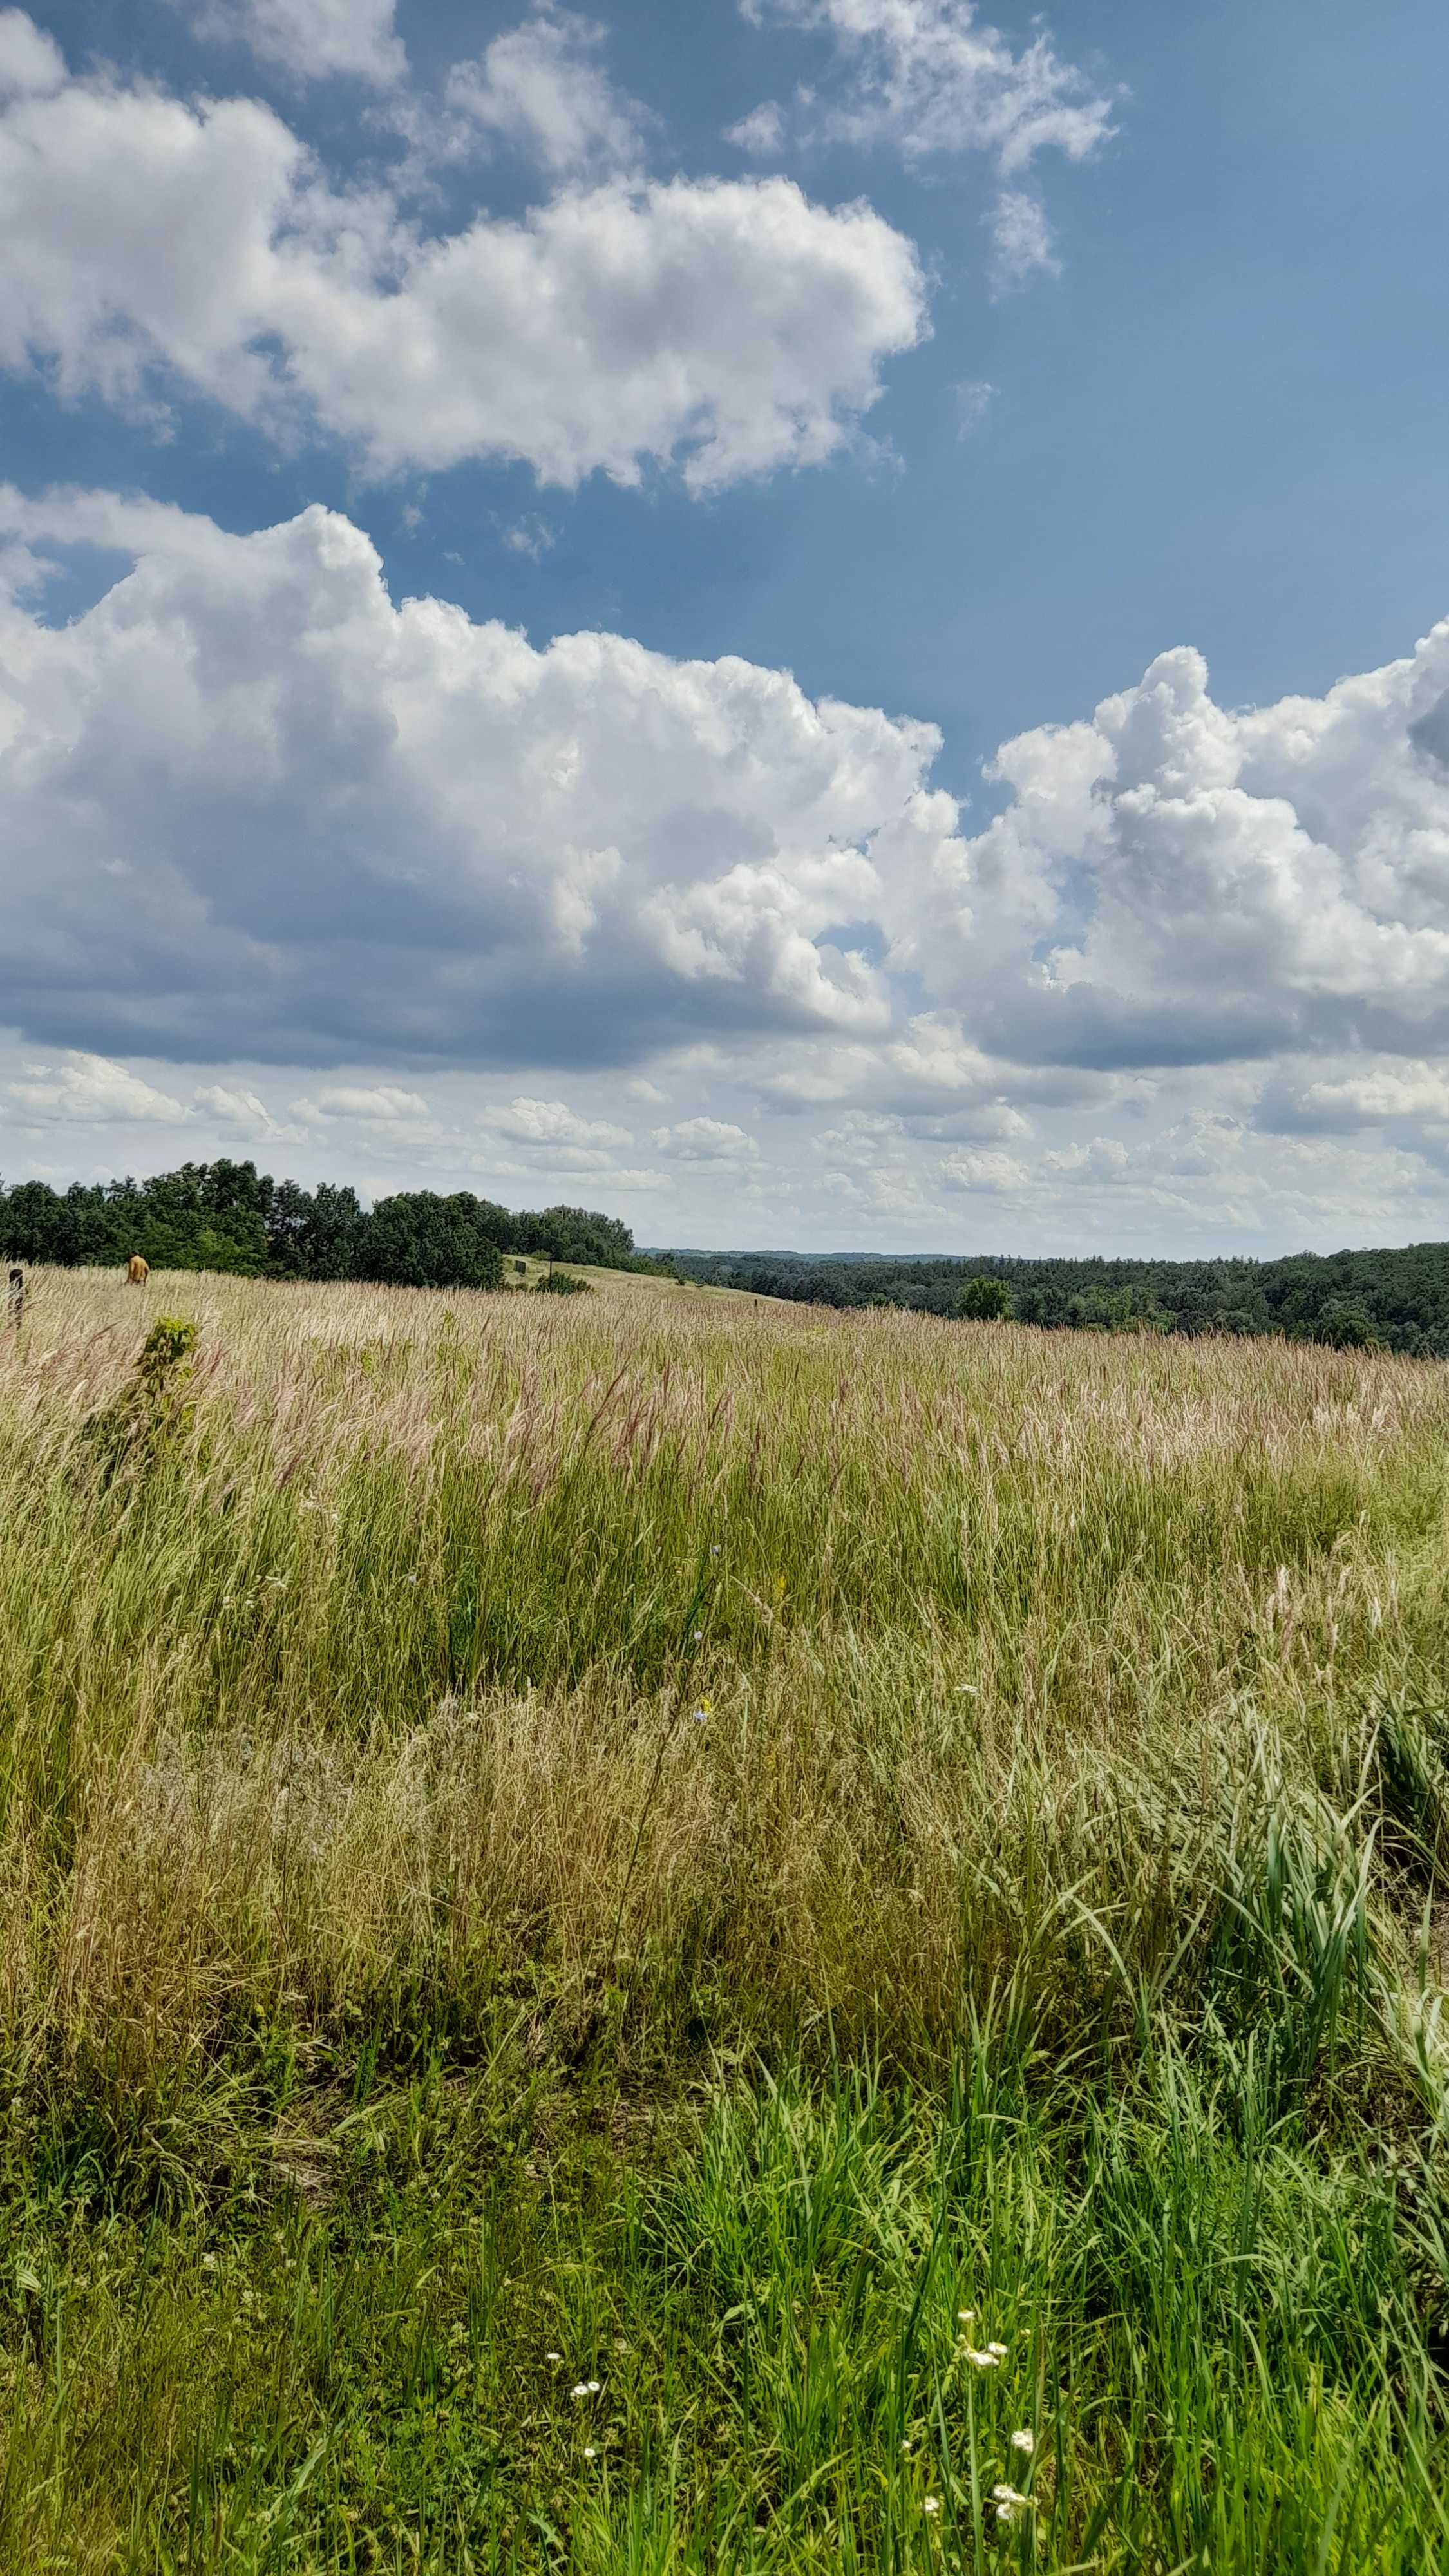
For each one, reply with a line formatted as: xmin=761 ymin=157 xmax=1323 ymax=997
xmin=126 ymin=1254 xmax=149 ymax=1286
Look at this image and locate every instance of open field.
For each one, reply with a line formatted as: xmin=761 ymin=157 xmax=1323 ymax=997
xmin=5 ymin=1267 xmax=1449 ymax=2569
xmin=498 ymin=1254 xmax=781 ymax=1303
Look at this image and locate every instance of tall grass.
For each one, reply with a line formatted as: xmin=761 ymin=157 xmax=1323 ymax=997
xmin=3 ymin=1265 xmax=1449 ymax=2566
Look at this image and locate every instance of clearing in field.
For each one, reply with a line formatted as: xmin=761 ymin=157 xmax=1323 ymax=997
xmin=4 ymin=1265 xmax=1449 ymax=2571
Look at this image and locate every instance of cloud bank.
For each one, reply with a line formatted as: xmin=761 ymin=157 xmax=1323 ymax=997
xmin=3 ymin=481 xmax=1449 ymax=1245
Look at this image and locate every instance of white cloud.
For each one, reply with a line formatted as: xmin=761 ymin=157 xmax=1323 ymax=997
xmin=989 ymin=189 xmax=1057 ymax=289
xmin=6 ymin=1051 xmax=187 ymax=1123
xmin=725 ymin=100 xmax=785 ymax=155
xmin=0 ymin=489 xmax=952 ymax=1070
xmin=651 ymin=1118 xmax=761 ymax=1160
xmin=954 ymin=377 xmax=996 ymax=436
xmin=498 ymin=514 xmax=558 ymax=561
xmin=940 ymin=1145 xmax=1028 ymax=1192
xmin=916 ymin=623 xmax=1449 ymax=1079
xmin=298 ymin=1084 xmax=431 ymax=1121
xmin=1258 ymin=1057 xmax=1449 ymax=1135
xmin=0 ymin=22 xmax=926 ymax=489
xmin=743 ymin=0 xmax=1114 ymax=168
xmin=6 ymin=479 xmax=1449 ymax=1253
xmin=196 ymin=0 xmax=406 ymax=85
xmin=194 ymin=1081 xmax=290 ymax=1134
xmin=1042 ymin=1135 xmax=1132 ymax=1182
xmin=0 ymin=5 xmax=62 ymax=98
xmin=446 ymin=4 xmax=644 ymax=178
xmin=480 ymin=1096 xmax=632 ymax=1149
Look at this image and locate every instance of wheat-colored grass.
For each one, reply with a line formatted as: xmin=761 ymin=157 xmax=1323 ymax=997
xmin=3 ymin=1264 xmax=1448 ymax=2090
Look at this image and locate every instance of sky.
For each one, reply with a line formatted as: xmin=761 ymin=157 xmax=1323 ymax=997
xmin=2 ymin=0 xmax=1448 ymax=1255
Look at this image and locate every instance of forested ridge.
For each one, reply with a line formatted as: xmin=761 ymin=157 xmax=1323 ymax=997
xmin=0 ymin=1160 xmax=657 ymax=1290
xmin=8 ymin=1159 xmax=1448 ymax=1352
xmin=661 ymin=1243 xmax=1449 ymax=1354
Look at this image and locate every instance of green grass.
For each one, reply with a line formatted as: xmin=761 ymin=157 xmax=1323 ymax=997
xmin=4 ymin=1264 xmax=1449 ymax=2568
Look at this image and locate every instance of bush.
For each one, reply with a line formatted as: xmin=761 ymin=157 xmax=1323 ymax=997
xmin=535 ymin=1269 xmax=592 ymax=1296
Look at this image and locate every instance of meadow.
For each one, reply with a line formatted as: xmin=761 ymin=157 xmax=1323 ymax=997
xmin=4 ymin=1264 xmax=1449 ymax=2571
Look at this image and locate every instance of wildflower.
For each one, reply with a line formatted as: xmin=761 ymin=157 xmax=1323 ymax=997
xmin=963 ymin=2348 xmax=1001 ymax=2370
xmin=1010 ymin=2428 xmax=1035 ymax=2457
xmin=693 ymin=1629 xmax=703 ymax=1642
xmin=956 ymin=2309 xmax=974 ymax=2325
xmin=583 ymin=2445 xmax=597 ymax=2460
xmin=571 ymin=2383 xmax=592 ymax=2400
xmin=692 ymin=1700 xmax=712 ymax=1725
xmin=992 ymin=2485 xmax=1030 ymax=2521
xmin=986 ymin=2340 xmax=1009 ymax=2358
xmin=900 ymin=2440 xmax=913 ymax=2456
xmin=200 ymin=2253 xmax=218 ymax=2272
xmin=996 ymin=2499 xmax=1021 ymax=2526
xmin=587 ymin=2378 xmax=601 ymax=2394
xmin=546 ymin=2351 xmax=562 ymax=2363
xmin=404 ymin=1573 xmax=418 ymax=1585
xmin=923 ymin=2496 xmax=941 ymax=2516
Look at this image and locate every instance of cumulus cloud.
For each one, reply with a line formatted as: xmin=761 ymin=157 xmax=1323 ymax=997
xmin=298 ymin=1084 xmax=431 ymax=1121
xmin=446 ymin=4 xmax=645 ymax=178
xmin=0 ymin=488 xmax=957 ymax=1071
xmin=924 ymin=623 xmax=1449 ymax=1076
xmin=195 ymin=0 xmax=406 ymax=86
xmin=1257 ymin=1058 xmax=1449 ymax=1136
xmin=0 ymin=5 xmax=62 ymax=98
xmin=0 ymin=20 xmax=926 ymax=489
xmin=651 ymin=1118 xmax=761 ymax=1160
xmin=6 ymin=477 xmax=1449 ymax=1249
xmin=194 ymin=1081 xmax=290 ymax=1134
xmin=940 ymin=1144 xmax=1027 ymax=1192
xmin=479 ymin=1095 xmax=632 ymax=1150
xmin=6 ymin=1051 xmax=188 ymax=1123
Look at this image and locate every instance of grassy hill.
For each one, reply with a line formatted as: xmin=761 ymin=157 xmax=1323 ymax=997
xmin=4 ymin=1266 xmax=1449 ymax=2568
xmin=501 ymin=1250 xmax=784 ymax=1303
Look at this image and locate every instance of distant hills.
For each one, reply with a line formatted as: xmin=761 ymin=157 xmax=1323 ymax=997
xmin=658 ymin=1242 xmax=1449 ymax=1355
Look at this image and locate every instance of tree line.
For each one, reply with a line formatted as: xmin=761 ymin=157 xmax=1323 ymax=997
xmin=663 ymin=1245 xmax=1449 ymax=1356
xmin=1 ymin=1162 xmax=659 ymax=1292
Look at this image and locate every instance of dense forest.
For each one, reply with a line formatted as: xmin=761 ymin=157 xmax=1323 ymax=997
xmin=662 ymin=1245 xmax=1449 ymax=1356
xmin=0 ymin=1161 xmax=656 ymax=1291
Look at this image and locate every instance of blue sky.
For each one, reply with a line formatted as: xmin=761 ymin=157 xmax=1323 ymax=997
xmin=2 ymin=0 xmax=1448 ymax=1251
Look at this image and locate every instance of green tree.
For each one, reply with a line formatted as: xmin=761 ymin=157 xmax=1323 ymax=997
xmin=360 ymin=1194 xmax=504 ymax=1292
xmin=957 ymin=1275 xmax=1014 ymax=1321
xmin=1311 ymin=1299 xmax=1383 ymax=1350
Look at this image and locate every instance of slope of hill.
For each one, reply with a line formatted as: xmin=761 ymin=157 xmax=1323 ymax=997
xmin=3 ymin=1267 xmax=1449 ymax=2567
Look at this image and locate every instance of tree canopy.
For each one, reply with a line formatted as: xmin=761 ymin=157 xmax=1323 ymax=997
xmin=1 ymin=1162 xmax=659 ymax=1294
xmin=664 ymin=1244 xmax=1449 ymax=1358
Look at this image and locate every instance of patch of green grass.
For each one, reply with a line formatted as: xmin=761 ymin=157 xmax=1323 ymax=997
xmin=5 ymin=2032 xmax=1449 ymax=2570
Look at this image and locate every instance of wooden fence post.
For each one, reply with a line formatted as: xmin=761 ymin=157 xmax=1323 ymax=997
xmin=7 ymin=1266 xmax=23 ymax=1329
